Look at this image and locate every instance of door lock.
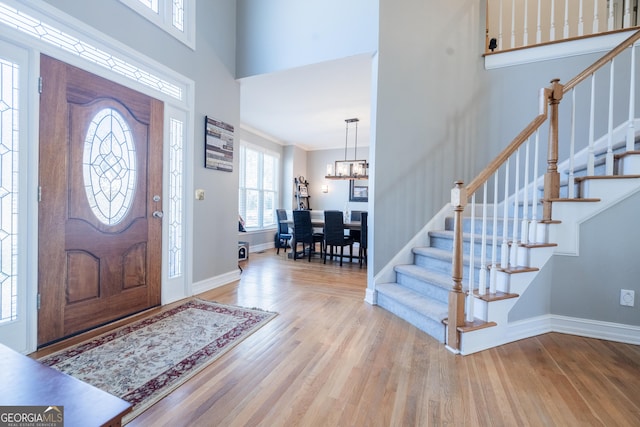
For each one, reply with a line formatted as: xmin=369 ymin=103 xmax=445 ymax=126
xmin=153 ymin=211 xmax=164 ymax=218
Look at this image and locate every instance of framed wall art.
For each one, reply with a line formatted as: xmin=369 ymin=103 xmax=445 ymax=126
xmin=349 ymin=179 xmax=368 ymax=202
xmin=204 ymin=116 xmax=234 ymax=172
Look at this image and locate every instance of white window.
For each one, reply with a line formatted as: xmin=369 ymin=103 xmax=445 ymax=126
xmin=120 ymin=0 xmax=195 ymax=49
xmin=238 ymin=144 xmax=279 ymax=231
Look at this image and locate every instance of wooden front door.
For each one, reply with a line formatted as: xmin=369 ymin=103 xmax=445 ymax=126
xmin=38 ymin=55 xmax=163 ymax=346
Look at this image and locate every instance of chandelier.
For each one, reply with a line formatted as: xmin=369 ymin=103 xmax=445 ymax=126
xmin=325 ymin=118 xmax=368 ymax=180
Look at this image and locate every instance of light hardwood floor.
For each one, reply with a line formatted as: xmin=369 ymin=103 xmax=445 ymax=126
xmin=36 ymin=249 xmax=640 ymax=426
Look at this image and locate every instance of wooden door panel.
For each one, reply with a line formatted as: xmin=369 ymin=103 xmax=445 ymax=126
xmin=38 ymin=55 xmax=163 ymax=346
xmin=66 ymin=252 xmax=100 ymax=303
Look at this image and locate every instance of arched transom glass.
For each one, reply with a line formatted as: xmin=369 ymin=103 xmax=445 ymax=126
xmin=83 ymin=108 xmax=137 ymax=225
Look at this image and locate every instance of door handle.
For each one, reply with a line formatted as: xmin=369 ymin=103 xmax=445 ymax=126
xmin=153 ymin=211 xmax=164 ymax=218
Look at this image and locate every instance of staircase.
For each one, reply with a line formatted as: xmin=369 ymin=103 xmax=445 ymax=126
xmin=376 ymin=139 xmax=640 ymax=354
xmin=373 ymin=29 xmax=640 ymax=355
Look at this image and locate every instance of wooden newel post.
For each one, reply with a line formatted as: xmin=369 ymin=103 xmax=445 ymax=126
xmin=543 ymin=78 xmax=563 ymax=221
xmin=448 ymin=181 xmax=467 ymax=351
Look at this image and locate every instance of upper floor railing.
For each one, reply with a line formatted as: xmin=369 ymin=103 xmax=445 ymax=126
xmin=487 ymin=0 xmax=639 ymax=53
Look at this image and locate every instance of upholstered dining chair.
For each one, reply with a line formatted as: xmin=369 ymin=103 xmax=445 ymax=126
xmin=349 ymin=210 xmax=365 ymax=243
xmin=323 ymin=210 xmax=354 ymax=266
xmin=358 ymin=211 xmax=368 ymax=268
xmin=275 ymin=209 xmax=293 ymax=254
xmin=292 ymin=210 xmax=323 ymax=261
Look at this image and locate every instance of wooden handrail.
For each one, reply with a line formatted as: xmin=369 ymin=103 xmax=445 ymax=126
xmin=563 ymin=29 xmax=640 ymax=92
xmin=466 ymin=87 xmax=550 ymax=196
xmin=466 ymin=113 xmax=547 ymax=196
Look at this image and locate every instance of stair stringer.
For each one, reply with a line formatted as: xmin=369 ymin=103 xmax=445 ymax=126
xmin=458 ymin=245 xmax=555 ymax=355
xmin=550 ymin=176 xmax=640 ymax=255
xmin=371 ymin=203 xmax=453 ymax=296
xmin=459 ymin=175 xmax=640 ymax=355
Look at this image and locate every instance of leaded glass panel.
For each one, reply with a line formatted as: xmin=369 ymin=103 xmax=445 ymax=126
xmin=168 ymin=117 xmax=183 ymax=278
xmin=83 ymin=108 xmax=136 ymax=226
xmin=0 ymin=57 xmax=18 ymax=324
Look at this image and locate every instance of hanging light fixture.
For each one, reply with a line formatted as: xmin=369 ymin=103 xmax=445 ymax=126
xmin=325 ymin=118 xmax=368 ymax=180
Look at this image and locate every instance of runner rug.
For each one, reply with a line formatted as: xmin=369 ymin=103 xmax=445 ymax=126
xmin=38 ymin=299 xmax=277 ymax=424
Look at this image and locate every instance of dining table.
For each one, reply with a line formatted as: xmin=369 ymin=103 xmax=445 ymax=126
xmin=280 ymin=219 xmax=361 ymax=260
xmin=281 ymin=219 xmax=361 ymax=231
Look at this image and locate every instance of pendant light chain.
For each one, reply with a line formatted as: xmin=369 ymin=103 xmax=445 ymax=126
xmin=344 ymin=120 xmax=349 ymax=161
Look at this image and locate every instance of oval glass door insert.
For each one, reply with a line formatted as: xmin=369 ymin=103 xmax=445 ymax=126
xmin=83 ymin=108 xmax=137 ymax=225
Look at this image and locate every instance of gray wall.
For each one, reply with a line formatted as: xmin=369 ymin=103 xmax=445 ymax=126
xmin=43 ymin=0 xmax=242 ymax=283
xmin=511 ymin=191 xmax=640 ymax=326
xmin=236 ymin=0 xmax=379 ymax=78
xmin=373 ymin=0 xmax=491 ymax=273
xmin=551 ymin=192 xmax=640 ymax=325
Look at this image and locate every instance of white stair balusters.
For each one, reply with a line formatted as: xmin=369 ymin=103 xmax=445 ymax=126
xmin=490 ymin=173 xmax=499 ymax=294
xmin=588 ymin=74 xmax=596 ymax=176
xmin=568 ymin=88 xmax=576 ymax=198
xmin=479 ymin=183 xmax=489 ymax=296
xmin=501 ymin=159 xmax=511 ymax=268
xmin=606 ymin=58 xmax=615 ymax=175
xmin=466 ymin=194 xmax=476 ymax=323
xmin=627 ymin=43 xmax=636 ymax=152
xmin=509 ymin=148 xmax=521 ymax=267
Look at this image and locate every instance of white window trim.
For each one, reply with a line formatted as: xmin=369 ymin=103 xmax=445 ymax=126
xmin=120 ymin=0 xmax=196 ymax=50
xmin=239 ymin=142 xmax=280 ymax=231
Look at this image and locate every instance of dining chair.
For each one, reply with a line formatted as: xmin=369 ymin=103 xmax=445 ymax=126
xmin=275 ymin=209 xmax=293 ymax=254
xmin=358 ymin=212 xmax=368 ymax=268
xmin=292 ymin=210 xmax=323 ymax=261
xmin=349 ymin=210 xmax=365 ymax=242
xmin=323 ymin=210 xmax=354 ymax=266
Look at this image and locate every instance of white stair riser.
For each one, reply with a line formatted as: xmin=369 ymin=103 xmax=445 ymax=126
xmin=580 ymin=177 xmax=640 ymax=200
xmin=618 ymin=155 xmax=640 ymax=175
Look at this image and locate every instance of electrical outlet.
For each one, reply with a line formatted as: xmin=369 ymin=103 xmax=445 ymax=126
xmin=620 ymin=289 xmax=635 ymax=307
xmin=195 ymin=189 xmax=205 ymax=200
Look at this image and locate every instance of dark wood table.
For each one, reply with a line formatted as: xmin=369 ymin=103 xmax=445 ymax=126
xmin=281 ymin=220 xmax=361 ymax=260
xmin=281 ymin=219 xmax=361 ymax=230
xmin=0 ymin=343 xmax=132 ymax=427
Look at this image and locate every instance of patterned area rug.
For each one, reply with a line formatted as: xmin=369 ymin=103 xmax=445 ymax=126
xmin=38 ymin=299 xmax=277 ymax=424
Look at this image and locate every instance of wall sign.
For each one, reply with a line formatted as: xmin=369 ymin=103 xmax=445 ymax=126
xmin=204 ymin=116 xmax=234 ymax=172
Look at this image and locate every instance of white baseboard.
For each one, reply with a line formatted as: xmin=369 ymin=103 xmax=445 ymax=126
xmin=506 ymin=314 xmax=640 ymax=346
xmin=549 ymin=315 xmax=640 ymax=345
xmin=249 ymin=242 xmax=274 ymax=253
xmin=192 ymin=269 xmax=240 ymax=296
xmin=364 ymin=288 xmax=376 ymax=305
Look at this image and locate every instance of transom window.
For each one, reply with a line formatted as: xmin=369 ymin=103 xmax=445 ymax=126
xmin=120 ymin=0 xmax=194 ymax=49
xmin=238 ymin=144 xmax=279 ymax=230
xmin=0 ymin=2 xmax=183 ymax=100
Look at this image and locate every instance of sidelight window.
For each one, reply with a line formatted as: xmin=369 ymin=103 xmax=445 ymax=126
xmin=0 ymin=57 xmax=19 ymax=324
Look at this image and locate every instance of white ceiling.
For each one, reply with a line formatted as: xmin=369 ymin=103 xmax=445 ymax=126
xmin=238 ymin=53 xmax=373 ymax=152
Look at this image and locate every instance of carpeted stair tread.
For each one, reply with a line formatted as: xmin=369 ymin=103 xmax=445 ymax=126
xmin=394 ymin=264 xmax=451 ymax=290
xmin=429 ymin=229 xmax=502 ymax=245
xmin=412 ymin=246 xmax=452 ymax=260
xmin=376 ymin=282 xmax=449 ymax=323
xmin=413 ymin=246 xmax=483 ymax=266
